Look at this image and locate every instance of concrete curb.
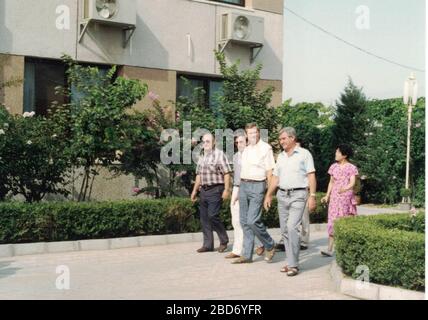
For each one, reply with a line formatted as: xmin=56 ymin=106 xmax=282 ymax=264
xmin=0 ymin=224 xmax=327 ymax=258
xmin=330 ymin=260 xmax=425 ymax=300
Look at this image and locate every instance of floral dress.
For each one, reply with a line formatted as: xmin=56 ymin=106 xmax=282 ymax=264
xmin=327 ymin=162 xmax=359 ymax=236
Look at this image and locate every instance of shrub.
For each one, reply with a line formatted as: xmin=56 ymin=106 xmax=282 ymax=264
xmin=356 ymin=98 xmax=425 ymax=206
xmin=335 ymin=213 xmax=425 ymax=291
xmin=0 ymin=106 xmax=72 ymax=202
xmin=0 ymin=193 xmax=327 ymax=244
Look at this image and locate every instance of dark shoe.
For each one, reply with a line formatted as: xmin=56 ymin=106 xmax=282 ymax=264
xmin=255 ymin=246 xmax=265 ymax=256
xmin=300 ymin=245 xmax=308 ymax=250
xmin=231 ymin=257 xmax=252 ymax=264
xmin=275 ymin=243 xmax=285 ymax=252
xmin=321 ymin=250 xmax=333 ymax=257
xmin=225 ymin=253 xmax=240 ymax=259
xmin=217 ymin=244 xmax=228 ymax=253
xmin=264 ymin=245 xmax=276 ymax=262
xmin=197 ymin=247 xmax=213 ymax=253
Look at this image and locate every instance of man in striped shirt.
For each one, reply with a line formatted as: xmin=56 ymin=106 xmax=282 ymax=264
xmin=191 ymin=133 xmax=232 ymax=253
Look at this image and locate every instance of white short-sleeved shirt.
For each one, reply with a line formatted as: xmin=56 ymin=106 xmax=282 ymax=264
xmin=240 ymin=139 xmax=275 ymax=181
xmin=273 ymin=146 xmax=316 ymax=189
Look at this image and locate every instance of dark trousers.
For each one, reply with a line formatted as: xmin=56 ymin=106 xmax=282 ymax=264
xmin=199 ymin=185 xmax=229 ymax=250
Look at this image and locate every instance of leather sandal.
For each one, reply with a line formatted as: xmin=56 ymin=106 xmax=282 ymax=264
xmin=255 ymin=246 xmax=265 ymax=256
xmin=286 ymin=267 xmax=299 ymax=277
xmin=280 ymin=265 xmax=289 ymax=273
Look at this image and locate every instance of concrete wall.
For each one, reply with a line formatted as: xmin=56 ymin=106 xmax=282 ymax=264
xmin=0 ymin=54 xmax=24 ymax=114
xmin=118 ymin=65 xmax=177 ymax=116
xmin=251 ymin=0 xmax=283 ymax=14
xmin=0 ymin=0 xmax=283 ymax=80
xmin=0 ymin=0 xmax=78 ymax=59
xmin=256 ymin=79 xmax=283 ymax=107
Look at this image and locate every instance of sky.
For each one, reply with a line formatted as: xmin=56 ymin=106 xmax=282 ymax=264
xmin=283 ymin=0 xmax=426 ymax=105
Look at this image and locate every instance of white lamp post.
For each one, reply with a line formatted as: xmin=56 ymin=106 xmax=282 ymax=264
xmin=402 ymin=73 xmax=418 ymax=204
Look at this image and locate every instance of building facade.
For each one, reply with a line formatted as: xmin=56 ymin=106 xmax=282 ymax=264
xmin=0 ymin=0 xmax=284 ymax=200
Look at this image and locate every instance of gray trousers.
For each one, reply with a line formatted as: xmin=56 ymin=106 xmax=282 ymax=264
xmin=301 ymin=203 xmax=310 ymax=246
xmin=239 ymin=181 xmax=275 ymax=260
xmin=278 ymin=201 xmax=310 ymax=246
xmin=277 ymin=189 xmax=308 ymax=268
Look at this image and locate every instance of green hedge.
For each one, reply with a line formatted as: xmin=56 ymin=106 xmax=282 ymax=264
xmin=335 ymin=213 xmax=425 ymax=291
xmin=0 ymin=193 xmax=327 ymax=244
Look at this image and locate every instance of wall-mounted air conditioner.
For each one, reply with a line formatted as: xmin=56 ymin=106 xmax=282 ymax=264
xmin=79 ymin=0 xmax=137 ymax=48
xmin=217 ymin=12 xmax=265 ymax=63
xmin=218 ymin=12 xmax=264 ymax=45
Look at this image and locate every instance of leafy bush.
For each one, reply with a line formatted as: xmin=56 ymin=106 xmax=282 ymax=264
xmin=0 ymin=193 xmax=327 ymax=244
xmin=355 ymin=98 xmax=425 ymax=205
xmin=335 ymin=213 xmax=425 ymax=291
xmin=0 ymin=106 xmax=71 ymax=202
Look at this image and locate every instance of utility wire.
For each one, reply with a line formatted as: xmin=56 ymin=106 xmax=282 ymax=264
xmin=285 ymin=7 xmax=425 ymax=73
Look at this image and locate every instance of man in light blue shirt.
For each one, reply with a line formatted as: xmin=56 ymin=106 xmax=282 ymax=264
xmin=264 ymin=127 xmax=317 ymax=276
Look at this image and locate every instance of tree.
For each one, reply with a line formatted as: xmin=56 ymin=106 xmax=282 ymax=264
xmin=0 ymin=105 xmax=12 ymax=200
xmin=332 ymin=78 xmax=368 ymax=150
xmin=276 ymin=101 xmax=334 ymax=189
xmin=113 ymin=98 xmax=175 ymax=198
xmin=215 ymin=51 xmax=277 ymax=141
xmin=61 ymin=55 xmax=148 ymax=201
xmin=356 ymin=98 xmax=425 ymax=205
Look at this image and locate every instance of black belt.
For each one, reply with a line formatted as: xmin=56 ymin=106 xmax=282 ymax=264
xmin=241 ymin=179 xmax=266 ymax=183
xmin=279 ymin=187 xmax=307 ymax=192
xmin=201 ymin=184 xmax=223 ymax=191
xmin=233 ymin=185 xmax=240 ymax=187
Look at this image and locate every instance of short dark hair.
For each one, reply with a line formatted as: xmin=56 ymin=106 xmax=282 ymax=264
xmin=337 ymin=144 xmax=353 ymax=159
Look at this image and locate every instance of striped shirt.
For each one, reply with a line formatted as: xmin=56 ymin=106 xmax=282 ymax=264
xmin=196 ymin=148 xmax=232 ymax=186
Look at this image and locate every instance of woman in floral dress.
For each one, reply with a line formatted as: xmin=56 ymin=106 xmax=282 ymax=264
xmin=321 ymin=144 xmax=359 ymax=257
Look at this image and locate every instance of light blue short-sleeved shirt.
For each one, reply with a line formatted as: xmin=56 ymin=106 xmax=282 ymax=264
xmin=273 ymin=146 xmax=316 ymax=189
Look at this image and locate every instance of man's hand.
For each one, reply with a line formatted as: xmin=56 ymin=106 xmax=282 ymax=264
xmin=308 ymin=196 xmax=317 ymax=213
xmin=222 ymin=189 xmax=231 ymax=200
xmin=191 ymin=191 xmax=198 ymax=203
xmin=264 ymin=194 xmax=273 ymax=211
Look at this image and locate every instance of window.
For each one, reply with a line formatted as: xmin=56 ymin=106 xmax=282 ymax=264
xmin=210 ymin=0 xmax=245 ymax=6
xmin=23 ymin=58 xmax=114 ymax=116
xmin=23 ymin=58 xmax=67 ymax=116
xmin=177 ymin=75 xmax=224 ymax=114
xmin=70 ymin=65 xmax=113 ymax=104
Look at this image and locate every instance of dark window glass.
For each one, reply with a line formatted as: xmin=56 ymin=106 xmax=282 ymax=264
xmin=23 ymin=58 xmax=114 ymax=116
xmin=70 ymin=65 xmax=111 ymax=104
xmin=23 ymin=58 xmax=67 ymax=116
xmin=177 ymin=75 xmax=224 ymax=112
xmin=211 ymin=0 xmax=245 ymax=6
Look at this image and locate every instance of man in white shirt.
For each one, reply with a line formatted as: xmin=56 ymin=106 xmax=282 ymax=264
xmin=264 ymin=127 xmax=317 ymax=276
xmin=232 ymin=123 xmax=276 ymax=264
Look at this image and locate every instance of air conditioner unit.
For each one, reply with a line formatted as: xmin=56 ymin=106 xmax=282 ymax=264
xmin=217 ymin=12 xmax=264 ymax=63
xmin=79 ymin=0 xmax=137 ymax=47
xmin=81 ymin=0 xmax=136 ymax=26
xmin=218 ymin=12 xmax=264 ymax=46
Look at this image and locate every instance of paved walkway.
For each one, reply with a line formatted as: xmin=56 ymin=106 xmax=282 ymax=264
xmin=1 ymin=206 xmax=406 ymax=300
xmin=0 ymin=231 xmax=353 ymax=300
